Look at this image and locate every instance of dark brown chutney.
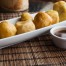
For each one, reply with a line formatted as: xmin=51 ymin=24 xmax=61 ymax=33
xmin=55 ymin=29 xmax=66 ymax=38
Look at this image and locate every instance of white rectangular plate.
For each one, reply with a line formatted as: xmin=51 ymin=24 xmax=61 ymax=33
xmin=0 ymin=13 xmax=66 ymax=49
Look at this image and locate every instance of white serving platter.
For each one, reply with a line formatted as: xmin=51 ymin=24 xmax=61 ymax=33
xmin=0 ymin=13 xmax=66 ymax=49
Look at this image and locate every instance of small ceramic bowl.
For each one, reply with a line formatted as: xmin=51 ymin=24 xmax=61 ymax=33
xmin=50 ymin=26 xmax=66 ymax=49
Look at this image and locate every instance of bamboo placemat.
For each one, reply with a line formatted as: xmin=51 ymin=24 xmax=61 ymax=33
xmin=0 ymin=13 xmax=66 ymax=66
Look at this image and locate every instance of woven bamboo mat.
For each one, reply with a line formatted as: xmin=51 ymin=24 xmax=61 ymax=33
xmin=0 ymin=13 xmax=66 ymax=66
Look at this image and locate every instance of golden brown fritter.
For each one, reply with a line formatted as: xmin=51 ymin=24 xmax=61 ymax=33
xmin=53 ymin=1 xmax=66 ymax=21
xmin=15 ymin=20 xmax=35 ymax=34
xmin=46 ymin=10 xmax=59 ymax=24
xmin=0 ymin=21 xmax=17 ymax=38
xmin=21 ymin=12 xmax=33 ymax=21
xmin=33 ymin=12 xmax=53 ymax=29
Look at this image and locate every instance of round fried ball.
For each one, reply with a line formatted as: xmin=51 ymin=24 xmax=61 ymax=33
xmin=53 ymin=1 xmax=66 ymax=21
xmin=46 ymin=10 xmax=59 ymax=24
xmin=15 ymin=20 xmax=35 ymax=34
xmin=33 ymin=12 xmax=53 ymax=29
xmin=21 ymin=12 xmax=33 ymax=21
xmin=0 ymin=21 xmax=17 ymax=39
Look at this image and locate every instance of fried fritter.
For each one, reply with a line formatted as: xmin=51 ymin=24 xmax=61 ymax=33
xmin=33 ymin=12 xmax=53 ymax=29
